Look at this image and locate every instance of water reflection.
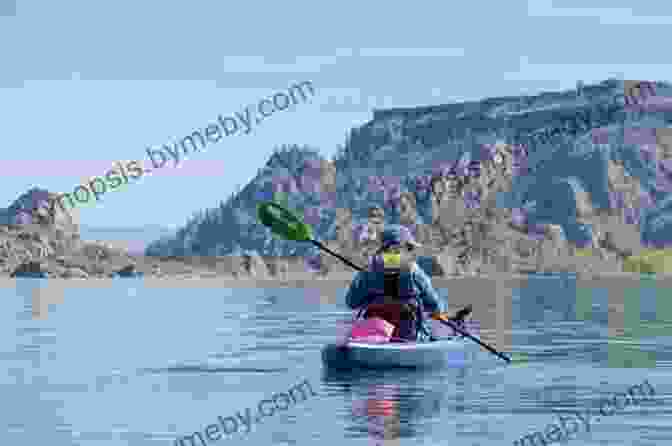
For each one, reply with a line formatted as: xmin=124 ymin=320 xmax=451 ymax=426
xmin=31 ymin=284 xmax=64 ymax=320
xmin=321 ymin=363 xmax=477 ymax=444
xmin=355 ymin=382 xmax=401 ymax=445
xmin=9 ymin=278 xmax=63 ymax=321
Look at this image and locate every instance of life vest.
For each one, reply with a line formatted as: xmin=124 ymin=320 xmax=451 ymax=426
xmin=357 ymin=258 xmax=423 ymax=340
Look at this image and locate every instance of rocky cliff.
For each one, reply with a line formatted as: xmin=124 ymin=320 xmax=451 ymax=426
xmin=0 ymin=188 xmax=142 ymax=278
xmin=144 ymin=78 xmax=672 ymax=277
xmin=5 ymin=79 xmax=672 ymax=278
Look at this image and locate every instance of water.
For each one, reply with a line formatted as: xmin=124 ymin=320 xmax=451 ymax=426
xmin=1 ymin=275 xmax=671 ymax=446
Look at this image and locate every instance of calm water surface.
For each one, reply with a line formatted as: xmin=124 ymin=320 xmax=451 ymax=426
xmin=1 ymin=275 xmax=671 ymax=445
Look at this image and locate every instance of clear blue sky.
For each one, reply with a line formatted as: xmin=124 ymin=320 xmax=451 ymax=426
xmin=1 ymin=0 xmax=670 ymax=228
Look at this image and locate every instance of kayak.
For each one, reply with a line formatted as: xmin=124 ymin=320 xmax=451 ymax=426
xmin=255 ymin=201 xmax=511 ymax=366
xmin=321 ymin=338 xmax=474 ymax=369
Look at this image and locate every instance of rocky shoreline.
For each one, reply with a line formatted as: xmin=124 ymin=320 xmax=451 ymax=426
xmin=0 ymin=219 xmax=663 ymax=282
xmin=0 ymin=135 xmax=666 ymax=280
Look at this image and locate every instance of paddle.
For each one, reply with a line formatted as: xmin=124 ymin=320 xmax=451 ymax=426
xmin=257 ymin=200 xmax=511 ymax=363
xmin=430 ymin=313 xmax=511 ymax=363
xmin=257 ymin=201 xmax=364 ymax=271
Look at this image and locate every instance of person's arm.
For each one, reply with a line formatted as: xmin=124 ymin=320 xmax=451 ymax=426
xmin=345 ymin=271 xmax=369 ymax=309
xmin=412 ymin=265 xmax=446 ymax=314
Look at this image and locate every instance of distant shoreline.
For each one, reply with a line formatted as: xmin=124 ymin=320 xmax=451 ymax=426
xmin=5 ymin=270 xmax=668 ymax=286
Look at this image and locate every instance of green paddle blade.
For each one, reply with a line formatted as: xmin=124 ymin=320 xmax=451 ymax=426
xmin=257 ymin=201 xmax=313 ymax=242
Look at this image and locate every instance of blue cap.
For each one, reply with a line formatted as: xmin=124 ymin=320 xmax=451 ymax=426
xmin=381 ymin=225 xmax=422 ymax=250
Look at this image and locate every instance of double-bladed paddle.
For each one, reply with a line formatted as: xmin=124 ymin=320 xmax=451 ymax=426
xmin=257 ymin=200 xmax=511 ymax=363
xmin=257 ymin=200 xmax=363 ymax=271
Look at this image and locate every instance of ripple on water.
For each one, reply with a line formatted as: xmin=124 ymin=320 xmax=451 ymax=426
xmin=140 ymin=365 xmax=289 ymax=374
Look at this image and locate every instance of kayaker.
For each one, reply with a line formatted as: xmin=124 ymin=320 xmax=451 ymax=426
xmin=345 ymin=225 xmax=471 ymax=342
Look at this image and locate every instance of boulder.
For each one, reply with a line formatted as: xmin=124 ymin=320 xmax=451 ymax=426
xmin=250 ymin=251 xmax=270 ymax=279
xmin=264 ymin=256 xmax=293 ymax=278
xmin=11 ymin=260 xmax=48 ymax=278
xmin=112 ymin=264 xmax=144 ymax=278
xmin=236 ymin=251 xmax=270 ymax=279
xmin=81 ymin=242 xmax=114 ymax=262
xmin=151 ymin=264 xmax=162 ymax=276
xmin=62 ymin=267 xmax=89 ymax=279
xmin=45 ymin=192 xmax=80 ymax=235
xmin=273 ymin=258 xmax=289 ymax=279
xmin=0 ymin=189 xmax=82 ymax=273
xmin=2 ymin=188 xmax=77 ymax=234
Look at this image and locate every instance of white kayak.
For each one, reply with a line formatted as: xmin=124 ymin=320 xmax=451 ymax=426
xmin=321 ymin=338 xmax=475 ymax=369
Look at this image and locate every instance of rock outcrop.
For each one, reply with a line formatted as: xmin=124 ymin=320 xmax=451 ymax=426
xmin=9 ymin=79 xmax=672 ymax=278
xmin=148 ymin=81 xmax=668 ymax=275
xmin=233 ymin=251 xmax=270 ymax=279
xmin=1 ymin=188 xmax=79 ymax=234
xmin=11 ymin=260 xmax=48 ymax=278
xmin=112 ymin=264 xmax=144 ymax=278
xmin=0 ymin=189 xmax=140 ymax=278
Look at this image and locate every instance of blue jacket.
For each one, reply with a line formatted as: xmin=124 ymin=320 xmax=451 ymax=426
xmin=345 ymin=262 xmax=447 ymax=342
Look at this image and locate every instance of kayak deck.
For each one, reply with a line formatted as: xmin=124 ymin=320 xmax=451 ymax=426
xmin=321 ymin=338 xmax=474 ymax=369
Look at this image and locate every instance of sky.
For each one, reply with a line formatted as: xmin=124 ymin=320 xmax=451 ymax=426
xmin=1 ymin=0 xmax=671 ymax=228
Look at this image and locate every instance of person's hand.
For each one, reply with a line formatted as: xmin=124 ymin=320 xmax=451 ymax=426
xmin=430 ymin=312 xmax=445 ymax=321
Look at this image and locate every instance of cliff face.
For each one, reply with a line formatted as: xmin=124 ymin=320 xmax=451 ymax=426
xmin=142 ymin=79 xmax=672 ymax=276
xmin=4 ymin=79 xmax=670 ymax=277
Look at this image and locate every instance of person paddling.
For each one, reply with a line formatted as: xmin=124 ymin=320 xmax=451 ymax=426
xmin=345 ymin=225 xmax=472 ymax=342
xmin=257 ymin=200 xmax=510 ymax=362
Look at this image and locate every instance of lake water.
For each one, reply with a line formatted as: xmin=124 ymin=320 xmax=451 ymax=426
xmin=1 ymin=275 xmax=671 ymax=446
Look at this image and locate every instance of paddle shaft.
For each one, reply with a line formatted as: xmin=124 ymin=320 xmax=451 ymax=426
xmin=435 ymin=316 xmax=511 ymax=363
xmin=258 ymin=200 xmax=511 ymax=363
xmin=311 ymin=239 xmax=511 ymax=362
xmin=310 ymin=240 xmax=364 ymax=272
